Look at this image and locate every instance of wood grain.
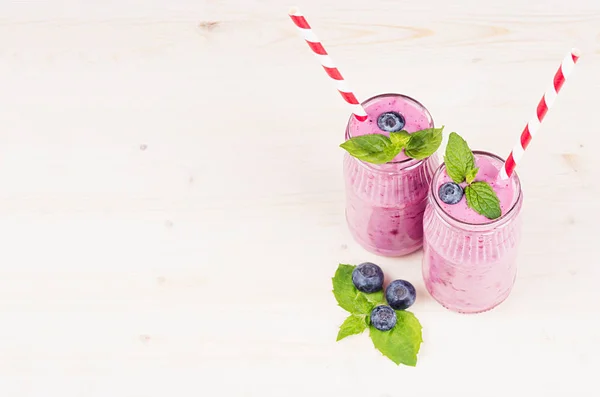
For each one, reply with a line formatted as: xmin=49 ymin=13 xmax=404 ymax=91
xmin=0 ymin=0 xmax=598 ymax=396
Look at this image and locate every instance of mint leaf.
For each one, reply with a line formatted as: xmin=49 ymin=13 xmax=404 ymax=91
xmin=389 ymin=131 xmax=410 ymax=147
xmin=369 ymin=311 xmax=423 ymax=366
xmin=364 ymin=290 xmax=384 ymax=306
xmin=404 ymin=126 xmax=444 ymax=160
xmin=340 ymin=134 xmax=400 ymax=164
xmin=336 ymin=314 xmax=368 ymax=341
xmin=464 ymin=182 xmax=501 ymax=219
xmin=332 ymin=264 xmax=358 ymax=312
xmin=353 ymin=292 xmax=374 ymax=314
xmin=332 ymin=264 xmax=379 ymax=314
xmin=465 ymin=167 xmax=479 ymax=184
xmin=444 ymin=132 xmax=475 ymax=183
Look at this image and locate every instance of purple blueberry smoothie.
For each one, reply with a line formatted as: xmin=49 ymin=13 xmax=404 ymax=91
xmin=343 ymin=93 xmax=439 ymax=256
xmin=422 ymin=152 xmax=523 ymax=313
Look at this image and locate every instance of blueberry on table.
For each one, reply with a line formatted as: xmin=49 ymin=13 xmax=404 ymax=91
xmin=370 ymin=305 xmax=397 ymax=331
xmin=385 ymin=279 xmax=416 ymax=310
xmin=377 ymin=111 xmax=405 ymax=132
xmin=438 ymin=182 xmax=464 ymax=205
xmin=352 ymin=262 xmax=384 ymax=293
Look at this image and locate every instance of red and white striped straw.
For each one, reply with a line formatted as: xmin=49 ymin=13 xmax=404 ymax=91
xmin=499 ymin=48 xmax=581 ymax=180
xmin=288 ymin=7 xmax=368 ymax=122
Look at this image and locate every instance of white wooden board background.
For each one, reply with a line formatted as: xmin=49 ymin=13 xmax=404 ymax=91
xmin=0 ymin=0 xmax=598 ymax=395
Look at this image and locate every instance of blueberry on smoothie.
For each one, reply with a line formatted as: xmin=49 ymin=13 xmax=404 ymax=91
xmin=370 ymin=305 xmax=397 ymax=331
xmin=385 ymin=279 xmax=416 ymax=310
xmin=377 ymin=111 xmax=405 ymax=132
xmin=438 ymin=182 xmax=463 ymax=205
xmin=352 ymin=262 xmax=384 ymax=293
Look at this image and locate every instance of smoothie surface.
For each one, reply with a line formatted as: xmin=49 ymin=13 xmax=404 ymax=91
xmin=347 ymin=94 xmax=433 ymax=162
xmin=435 ymin=154 xmax=518 ymax=224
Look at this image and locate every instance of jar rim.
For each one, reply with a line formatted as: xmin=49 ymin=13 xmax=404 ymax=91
xmin=429 ymin=150 xmax=523 ymax=229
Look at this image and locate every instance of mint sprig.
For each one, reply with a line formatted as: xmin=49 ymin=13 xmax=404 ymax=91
xmin=339 ymin=135 xmax=398 ymax=165
xmin=444 ymin=132 xmax=501 ymax=220
xmin=337 ymin=314 xmax=368 ymax=341
xmin=332 ymin=264 xmax=381 ymax=313
xmin=332 ymin=264 xmax=423 ymax=366
xmin=340 ymin=127 xmax=444 ymax=164
xmin=389 ymin=130 xmax=410 ymax=147
xmin=404 ymin=127 xmax=443 ymax=160
xmin=370 ymin=311 xmax=423 ymax=366
xmin=465 ymin=167 xmax=479 ymax=185
xmin=444 ymin=132 xmax=475 ymax=184
xmin=465 ymin=182 xmax=501 ymax=220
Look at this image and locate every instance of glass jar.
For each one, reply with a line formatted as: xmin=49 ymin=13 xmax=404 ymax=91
xmin=422 ymin=151 xmax=524 ymax=313
xmin=343 ymin=93 xmax=439 ymax=257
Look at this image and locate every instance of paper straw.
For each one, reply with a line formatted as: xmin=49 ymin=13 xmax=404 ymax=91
xmin=288 ymin=7 xmax=368 ymax=121
xmin=500 ymin=48 xmax=581 ymax=180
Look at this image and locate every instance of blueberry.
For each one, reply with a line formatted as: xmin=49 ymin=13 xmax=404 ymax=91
xmin=352 ymin=262 xmax=384 ymax=293
xmin=385 ymin=279 xmax=416 ymax=310
xmin=377 ymin=111 xmax=405 ymax=132
xmin=370 ymin=305 xmax=397 ymax=331
xmin=438 ymin=182 xmax=463 ymax=205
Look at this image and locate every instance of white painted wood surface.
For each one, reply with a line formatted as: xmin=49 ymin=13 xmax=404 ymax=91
xmin=0 ymin=0 xmax=598 ymax=395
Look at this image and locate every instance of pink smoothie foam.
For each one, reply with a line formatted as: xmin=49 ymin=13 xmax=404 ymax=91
xmin=422 ymin=152 xmax=523 ymax=313
xmin=344 ymin=93 xmax=438 ymax=257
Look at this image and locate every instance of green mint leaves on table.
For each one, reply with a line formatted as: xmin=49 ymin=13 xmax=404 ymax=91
xmin=340 ymin=126 xmax=444 ymax=164
xmin=332 ymin=264 xmax=383 ymax=313
xmin=332 ymin=264 xmax=423 ymax=366
xmin=369 ymin=311 xmax=423 ymax=366
xmin=444 ymin=132 xmax=501 ymax=220
xmin=336 ymin=314 xmax=368 ymax=342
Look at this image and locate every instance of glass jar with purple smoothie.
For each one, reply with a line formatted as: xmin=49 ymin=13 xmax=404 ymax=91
xmin=422 ymin=151 xmax=523 ymax=313
xmin=343 ymin=93 xmax=439 ymax=257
